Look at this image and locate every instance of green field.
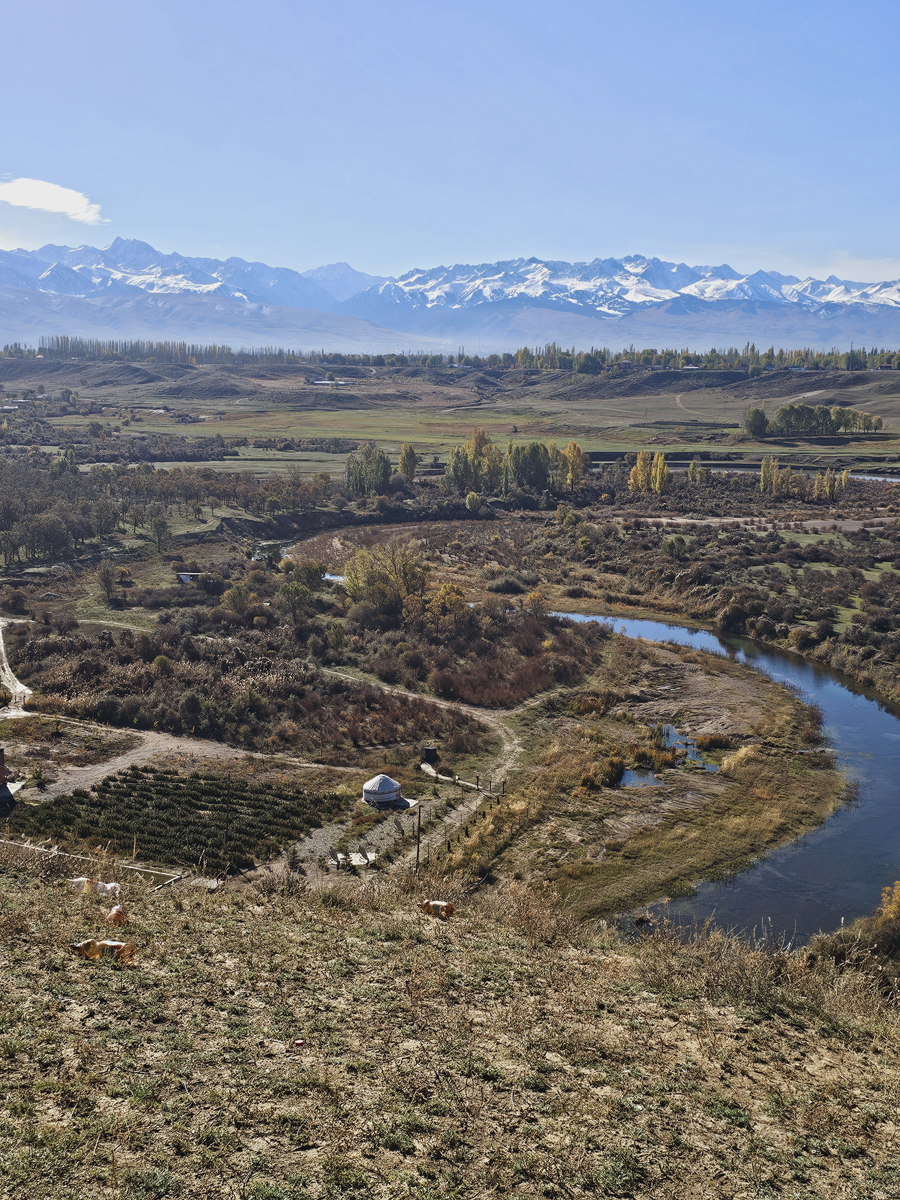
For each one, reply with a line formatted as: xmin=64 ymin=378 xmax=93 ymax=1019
xmin=8 ymin=357 xmax=900 ymax=477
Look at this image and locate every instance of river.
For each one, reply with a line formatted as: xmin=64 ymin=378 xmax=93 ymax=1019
xmin=557 ymin=612 xmax=900 ymax=941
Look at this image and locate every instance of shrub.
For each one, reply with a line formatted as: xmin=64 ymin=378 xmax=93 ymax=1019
xmin=487 ymin=576 xmax=525 ymax=594
xmin=428 ymin=669 xmax=458 ymax=700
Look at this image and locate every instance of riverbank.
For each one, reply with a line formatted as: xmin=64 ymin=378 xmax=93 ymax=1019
xmin=438 ymin=637 xmax=846 ymax=921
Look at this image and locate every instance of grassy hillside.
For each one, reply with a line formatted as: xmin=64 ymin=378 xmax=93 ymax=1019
xmin=1 ymin=849 xmax=898 ymax=1199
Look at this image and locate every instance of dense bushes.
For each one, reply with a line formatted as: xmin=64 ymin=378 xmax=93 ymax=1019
xmin=9 ymin=619 xmax=487 ymax=761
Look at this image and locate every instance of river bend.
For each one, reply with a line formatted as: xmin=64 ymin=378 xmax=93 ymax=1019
xmin=558 ymin=613 xmax=900 ymax=940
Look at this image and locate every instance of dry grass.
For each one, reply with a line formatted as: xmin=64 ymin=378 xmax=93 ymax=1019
xmin=437 ymin=643 xmax=845 ymax=917
xmin=1 ymin=850 xmax=898 ymax=1199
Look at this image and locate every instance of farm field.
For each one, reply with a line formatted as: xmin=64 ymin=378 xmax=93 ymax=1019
xmin=4 ymin=357 xmax=900 ymax=478
xmin=7 ymin=764 xmax=352 ymax=874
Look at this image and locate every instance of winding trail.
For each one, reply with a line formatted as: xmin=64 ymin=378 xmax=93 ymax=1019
xmin=674 ymin=393 xmax=706 ymax=419
xmin=322 ymin=667 xmax=524 ymax=782
xmin=0 ymin=619 xmax=33 ymax=717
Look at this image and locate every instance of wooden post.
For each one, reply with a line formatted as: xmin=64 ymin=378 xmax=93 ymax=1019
xmin=476 ymin=774 xmax=480 ymax=791
xmin=502 ymin=780 xmax=506 ymax=796
xmin=415 ymin=803 xmax=422 ymax=874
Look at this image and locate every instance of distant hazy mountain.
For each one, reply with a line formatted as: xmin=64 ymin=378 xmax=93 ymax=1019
xmin=0 ymin=237 xmax=339 ymax=310
xmin=337 ymin=255 xmax=900 ymax=349
xmin=301 ymin=261 xmax=389 ymax=302
xmin=0 ymin=239 xmax=442 ymax=351
xmin=5 ymin=241 xmax=900 ymax=350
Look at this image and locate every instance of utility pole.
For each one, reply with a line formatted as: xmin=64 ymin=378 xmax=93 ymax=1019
xmin=415 ymin=802 xmax=422 ymax=874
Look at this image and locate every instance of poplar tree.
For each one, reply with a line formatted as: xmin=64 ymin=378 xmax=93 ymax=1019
xmin=398 ymin=443 xmax=419 ymax=480
xmin=628 ymin=450 xmax=653 ymax=492
xmin=346 ymin=445 xmax=391 ymax=496
xmin=650 ymin=452 xmax=670 ymax=495
xmin=557 ymin=440 xmax=589 ymax=490
xmin=760 ymin=456 xmax=777 ymax=493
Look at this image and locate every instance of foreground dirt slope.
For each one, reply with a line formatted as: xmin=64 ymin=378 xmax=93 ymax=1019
xmin=1 ymin=861 xmax=897 ymax=1199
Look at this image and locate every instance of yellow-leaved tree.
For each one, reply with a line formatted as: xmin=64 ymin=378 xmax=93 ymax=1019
xmin=628 ymin=450 xmax=653 ymax=492
xmin=650 ymin=452 xmax=670 ymax=495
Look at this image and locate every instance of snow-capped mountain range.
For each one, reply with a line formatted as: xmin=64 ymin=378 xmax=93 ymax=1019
xmin=3 ymin=240 xmax=900 ymax=350
xmin=340 ymin=255 xmax=900 ymax=319
xmin=0 ymin=238 xmax=382 ymax=311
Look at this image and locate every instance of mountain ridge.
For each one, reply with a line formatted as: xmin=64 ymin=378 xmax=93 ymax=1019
xmin=4 ymin=240 xmax=900 ymax=350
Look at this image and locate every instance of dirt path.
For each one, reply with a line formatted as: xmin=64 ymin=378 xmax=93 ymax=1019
xmin=675 ymin=393 xmax=706 ymax=418
xmin=28 ymin=727 xmax=368 ymax=803
xmin=0 ymin=619 xmax=33 ymax=717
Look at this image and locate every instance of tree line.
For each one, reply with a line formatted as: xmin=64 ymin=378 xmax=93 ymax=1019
xmin=6 ymin=337 xmax=900 ymax=372
xmin=744 ymin=402 xmax=884 ymax=438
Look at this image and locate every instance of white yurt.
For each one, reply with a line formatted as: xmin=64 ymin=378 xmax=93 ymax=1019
xmin=362 ymin=774 xmax=402 ymax=809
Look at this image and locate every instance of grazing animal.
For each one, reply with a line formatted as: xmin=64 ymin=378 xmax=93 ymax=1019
xmin=67 ymin=878 xmax=121 ymax=896
xmin=71 ymin=939 xmax=136 ymax=965
xmin=105 ymin=905 xmax=127 ymax=927
xmin=421 ymin=899 xmax=455 ymax=921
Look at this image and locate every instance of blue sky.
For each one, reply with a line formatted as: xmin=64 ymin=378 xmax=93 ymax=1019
xmin=2 ymin=0 xmax=899 ymax=281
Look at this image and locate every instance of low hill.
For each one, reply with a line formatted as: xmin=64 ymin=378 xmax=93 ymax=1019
xmin=1 ymin=851 xmax=898 ymax=1199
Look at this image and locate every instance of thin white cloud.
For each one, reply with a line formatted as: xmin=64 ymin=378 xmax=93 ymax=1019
xmin=0 ymin=177 xmax=105 ymax=225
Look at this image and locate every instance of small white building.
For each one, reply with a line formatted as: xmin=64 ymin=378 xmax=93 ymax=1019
xmin=362 ymin=774 xmax=402 ymax=809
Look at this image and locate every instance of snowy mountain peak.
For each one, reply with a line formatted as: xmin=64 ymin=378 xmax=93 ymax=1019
xmin=301 ymin=261 xmax=389 ymax=302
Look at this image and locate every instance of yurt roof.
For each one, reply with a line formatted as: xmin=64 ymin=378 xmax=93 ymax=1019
xmin=363 ymin=774 xmax=401 ymax=794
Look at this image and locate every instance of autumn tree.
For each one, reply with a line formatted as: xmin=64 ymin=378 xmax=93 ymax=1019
xmin=556 ymin=439 xmax=589 ymax=490
xmin=344 ymin=540 xmax=430 ymax=614
xmin=760 ymin=456 xmax=778 ymax=493
xmin=399 ymin=443 xmax=420 ymax=480
xmin=628 ymin=451 xmax=653 ymax=492
xmin=650 ymin=452 xmax=670 ymax=495
xmin=446 ymin=428 xmax=503 ymax=493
